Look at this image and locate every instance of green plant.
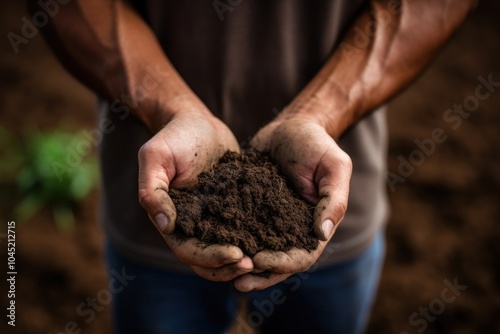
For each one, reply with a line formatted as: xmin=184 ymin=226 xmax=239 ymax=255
xmin=0 ymin=127 xmax=98 ymax=231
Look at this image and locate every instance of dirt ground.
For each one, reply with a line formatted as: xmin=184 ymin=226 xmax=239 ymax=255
xmin=1 ymin=1 xmax=499 ymax=333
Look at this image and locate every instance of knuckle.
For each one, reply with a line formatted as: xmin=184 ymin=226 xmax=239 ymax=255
xmin=138 ymin=141 xmax=155 ymax=159
xmin=339 ymin=151 xmax=353 ymax=170
xmin=334 ymin=201 xmax=348 ymax=221
xmin=138 ymin=188 xmax=153 ymax=208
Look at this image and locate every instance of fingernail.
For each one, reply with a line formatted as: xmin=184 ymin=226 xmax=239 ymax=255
xmin=321 ymin=219 xmax=334 ymax=239
xmin=155 ymin=213 xmax=169 ymax=233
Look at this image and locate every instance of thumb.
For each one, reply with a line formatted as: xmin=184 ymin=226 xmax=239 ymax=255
xmin=138 ymin=143 xmax=177 ymax=235
xmin=142 ymin=189 xmax=177 ymax=235
xmin=313 ymin=195 xmax=345 ymax=242
xmin=313 ymin=150 xmax=352 ymax=241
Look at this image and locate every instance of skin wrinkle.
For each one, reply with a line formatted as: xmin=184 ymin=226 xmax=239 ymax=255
xmin=148 ymin=142 xmax=173 ymax=189
xmin=160 ymin=133 xmax=179 ymax=187
xmin=312 ymin=146 xmax=332 ymax=189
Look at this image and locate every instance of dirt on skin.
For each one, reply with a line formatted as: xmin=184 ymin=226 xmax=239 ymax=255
xmin=169 ymin=150 xmax=319 ymax=256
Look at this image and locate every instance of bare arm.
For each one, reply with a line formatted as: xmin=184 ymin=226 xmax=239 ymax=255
xmin=282 ymin=0 xmax=477 ymax=139
xmin=27 ymin=0 xmax=205 ymax=132
xmin=239 ymin=0 xmax=476 ymax=291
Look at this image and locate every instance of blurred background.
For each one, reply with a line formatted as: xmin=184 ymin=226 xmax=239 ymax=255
xmin=0 ymin=1 xmax=499 ymax=333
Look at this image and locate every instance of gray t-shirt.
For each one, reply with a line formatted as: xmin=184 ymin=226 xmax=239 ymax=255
xmin=99 ymin=0 xmax=388 ymax=271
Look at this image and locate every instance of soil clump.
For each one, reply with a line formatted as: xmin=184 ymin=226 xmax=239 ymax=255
xmin=170 ymin=150 xmax=318 ymax=256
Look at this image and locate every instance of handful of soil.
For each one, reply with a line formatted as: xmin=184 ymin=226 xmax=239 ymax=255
xmin=169 ymin=150 xmax=318 ymax=257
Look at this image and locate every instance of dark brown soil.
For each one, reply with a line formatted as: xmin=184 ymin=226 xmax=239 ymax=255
xmin=170 ymin=150 xmax=318 ymax=256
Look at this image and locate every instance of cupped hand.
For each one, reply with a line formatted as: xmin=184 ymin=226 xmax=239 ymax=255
xmin=233 ymin=116 xmax=352 ymax=291
xmin=138 ymin=109 xmax=254 ymax=281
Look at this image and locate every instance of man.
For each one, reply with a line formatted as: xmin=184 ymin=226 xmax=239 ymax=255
xmin=29 ymin=0 xmax=475 ymax=333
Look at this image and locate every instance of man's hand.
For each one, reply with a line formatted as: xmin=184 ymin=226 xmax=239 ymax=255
xmin=138 ymin=109 xmax=254 ymax=281
xmin=233 ymin=116 xmax=352 ymax=291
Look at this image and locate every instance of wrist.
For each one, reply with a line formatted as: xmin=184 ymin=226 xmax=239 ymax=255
xmin=137 ymin=91 xmax=212 ymax=133
xmin=277 ymin=50 xmax=368 ymax=139
xmin=121 ymin=58 xmax=212 ymax=133
xmin=277 ymin=98 xmax=338 ymax=138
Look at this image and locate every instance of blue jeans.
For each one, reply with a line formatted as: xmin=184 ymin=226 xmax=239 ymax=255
xmin=105 ymin=232 xmax=385 ymax=334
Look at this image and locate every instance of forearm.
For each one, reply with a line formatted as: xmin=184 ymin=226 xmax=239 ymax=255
xmin=27 ymin=0 xmax=207 ymax=133
xmin=281 ymin=0 xmax=476 ymax=139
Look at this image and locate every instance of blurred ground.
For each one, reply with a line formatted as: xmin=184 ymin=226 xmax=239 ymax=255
xmin=1 ymin=1 xmax=499 ymax=334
